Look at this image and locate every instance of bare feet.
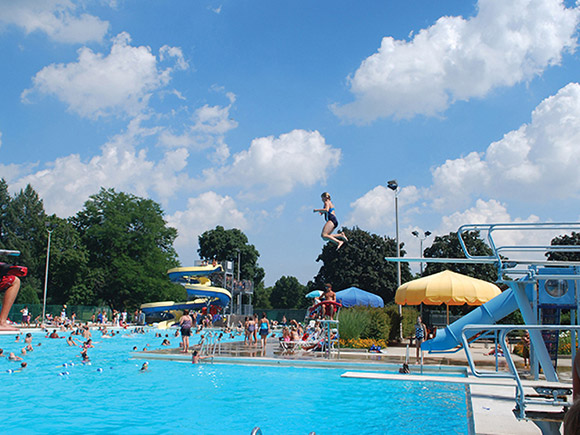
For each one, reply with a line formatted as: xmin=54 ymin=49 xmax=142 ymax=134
xmin=340 ymin=233 xmax=349 ymax=242
xmin=336 ymin=241 xmax=344 ymax=250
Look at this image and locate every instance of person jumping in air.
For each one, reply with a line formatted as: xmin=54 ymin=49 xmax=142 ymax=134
xmin=313 ymin=192 xmax=348 ymax=250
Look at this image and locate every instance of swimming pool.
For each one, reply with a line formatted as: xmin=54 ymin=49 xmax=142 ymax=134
xmin=0 ymin=330 xmax=471 ymax=434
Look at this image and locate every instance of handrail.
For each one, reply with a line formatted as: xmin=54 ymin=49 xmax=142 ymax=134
xmin=458 ymin=222 xmax=580 ymax=261
xmin=460 ymin=324 xmax=579 ymax=420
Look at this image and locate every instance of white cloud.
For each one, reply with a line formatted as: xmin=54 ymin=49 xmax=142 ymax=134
xmin=434 ymin=199 xmax=570 ymax=262
xmin=333 ymin=0 xmax=580 ymax=122
xmin=0 ymin=0 xmax=109 ymax=43
xmin=10 ymin=117 xmax=191 ymax=217
xmin=202 ymin=129 xmax=341 ymax=200
xmin=430 ymin=82 xmax=580 ymax=210
xmin=166 ymin=192 xmax=248 ymax=261
xmin=346 ymin=184 xmax=420 ymax=231
xmin=158 ymin=92 xmax=237 ymax=163
xmin=21 ymin=32 xmax=188 ymax=119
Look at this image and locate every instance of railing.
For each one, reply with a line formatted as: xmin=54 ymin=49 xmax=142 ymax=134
xmin=457 ymin=222 xmax=580 ymax=275
xmin=460 ymin=324 xmax=577 ymax=420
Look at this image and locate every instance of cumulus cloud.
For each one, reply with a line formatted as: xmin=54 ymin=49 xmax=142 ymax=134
xmin=333 ymin=0 xmax=580 ymax=122
xmin=202 ymin=129 xmax=341 ymax=200
xmin=0 ymin=0 xmax=109 ymax=43
xmin=166 ymin=191 xmax=248 ymax=260
xmin=346 ymin=184 xmax=420 ymax=231
xmin=21 ymin=32 xmax=188 ymax=118
xmin=158 ymin=92 xmax=238 ymax=163
xmin=434 ymin=199 xmax=568 ymax=262
xmin=430 ymin=82 xmax=580 ymax=210
xmin=10 ymin=117 xmax=191 ymax=217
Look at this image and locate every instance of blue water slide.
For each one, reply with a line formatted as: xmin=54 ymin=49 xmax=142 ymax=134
xmin=184 ymin=284 xmax=231 ymax=307
xmin=422 ymin=287 xmax=519 ymax=352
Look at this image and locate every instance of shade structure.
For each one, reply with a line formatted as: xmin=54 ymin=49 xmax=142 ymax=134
xmin=395 ymin=270 xmax=501 ymax=324
xmin=305 ymin=290 xmax=323 ymax=299
xmin=335 ymin=287 xmax=384 ymax=308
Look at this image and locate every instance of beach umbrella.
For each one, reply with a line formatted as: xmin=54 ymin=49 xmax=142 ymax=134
xmin=335 ymin=287 xmax=384 ymax=308
xmin=305 ymin=290 xmax=323 ymax=298
xmin=395 ymin=270 xmax=501 ymax=324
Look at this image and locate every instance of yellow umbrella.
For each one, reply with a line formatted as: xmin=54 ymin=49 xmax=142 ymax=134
xmin=395 ymin=270 xmax=501 ymax=324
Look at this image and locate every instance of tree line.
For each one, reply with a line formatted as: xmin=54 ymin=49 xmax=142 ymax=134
xmin=3 ymin=178 xmax=577 ymax=311
xmin=1 ymin=180 xmax=182 ymax=310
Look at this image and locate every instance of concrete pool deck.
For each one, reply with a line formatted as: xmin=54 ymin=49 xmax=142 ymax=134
xmin=134 ymin=337 xmax=572 ymax=434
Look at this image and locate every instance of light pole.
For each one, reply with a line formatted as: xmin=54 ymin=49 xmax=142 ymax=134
xmin=42 ymin=223 xmax=55 ymax=325
xmin=387 ymin=179 xmax=403 ymax=340
xmin=236 ymin=249 xmax=241 ymax=315
xmin=411 ymin=230 xmax=432 ymax=275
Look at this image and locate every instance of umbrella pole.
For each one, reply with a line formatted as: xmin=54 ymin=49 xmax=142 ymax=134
xmin=446 ymin=305 xmax=449 ymax=325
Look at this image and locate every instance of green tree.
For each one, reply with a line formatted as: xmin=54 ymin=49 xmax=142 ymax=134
xmin=1 ymin=184 xmax=47 ymax=299
xmin=423 ymin=231 xmax=498 ymax=282
xmin=0 ymin=179 xmax=10 ymax=235
xmin=312 ymin=226 xmax=412 ymax=304
xmin=269 ymin=276 xmax=307 ymax=309
xmin=546 ymin=232 xmax=580 ymax=261
xmin=72 ymin=188 xmax=180 ymax=309
xmin=253 ymin=283 xmax=272 ymax=309
xmin=198 ymin=226 xmax=265 ymax=286
xmin=42 ymin=215 xmax=90 ymax=305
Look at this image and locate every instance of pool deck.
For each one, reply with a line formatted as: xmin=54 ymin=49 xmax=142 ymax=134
xmin=134 ymin=337 xmax=572 ymax=434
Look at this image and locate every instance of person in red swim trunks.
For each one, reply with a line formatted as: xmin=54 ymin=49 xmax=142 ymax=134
xmin=0 ymin=262 xmax=25 ymax=332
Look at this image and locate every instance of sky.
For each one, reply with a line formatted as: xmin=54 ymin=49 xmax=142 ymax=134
xmin=1 ymin=0 xmax=580 ymax=287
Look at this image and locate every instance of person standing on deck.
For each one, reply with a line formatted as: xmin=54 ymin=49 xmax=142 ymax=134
xmin=414 ymin=316 xmax=427 ymax=364
xmin=179 ymin=309 xmax=193 ymax=353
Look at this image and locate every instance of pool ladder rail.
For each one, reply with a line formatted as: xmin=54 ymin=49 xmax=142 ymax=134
xmin=460 ymin=324 xmax=574 ymax=426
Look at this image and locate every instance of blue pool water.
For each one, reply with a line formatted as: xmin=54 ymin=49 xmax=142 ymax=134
xmin=0 ymin=329 xmax=470 ymax=434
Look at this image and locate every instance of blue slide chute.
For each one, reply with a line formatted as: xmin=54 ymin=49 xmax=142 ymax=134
xmin=422 ymin=287 xmax=519 ymax=352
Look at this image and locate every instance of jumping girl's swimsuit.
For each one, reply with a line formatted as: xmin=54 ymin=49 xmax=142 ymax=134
xmin=325 ymin=207 xmax=339 ymax=228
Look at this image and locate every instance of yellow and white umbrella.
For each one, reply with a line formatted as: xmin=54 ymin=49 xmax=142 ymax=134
xmin=395 ymin=269 xmax=501 ymax=324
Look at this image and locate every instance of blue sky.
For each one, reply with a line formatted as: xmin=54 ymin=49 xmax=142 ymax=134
xmin=1 ymin=0 xmax=580 ymax=286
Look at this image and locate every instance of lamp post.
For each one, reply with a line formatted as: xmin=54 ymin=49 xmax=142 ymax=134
xmin=236 ymin=249 xmax=241 ymax=315
xmin=411 ymin=230 xmax=432 ymax=275
xmin=387 ymin=179 xmax=403 ymax=340
xmin=42 ymin=224 xmax=55 ymax=325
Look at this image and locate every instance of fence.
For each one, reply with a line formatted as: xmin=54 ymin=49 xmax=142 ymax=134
xmin=7 ymin=303 xmax=113 ymax=323
xmin=262 ymin=309 xmax=308 ymax=323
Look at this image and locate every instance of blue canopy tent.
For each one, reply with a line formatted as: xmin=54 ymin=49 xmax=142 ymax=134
xmin=335 ymin=287 xmax=384 ymax=308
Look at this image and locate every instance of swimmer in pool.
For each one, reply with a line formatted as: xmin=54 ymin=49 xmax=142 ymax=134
xmin=8 ymin=352 xmax=22 ymax=361
xmin=191 ymin=350 xmax=212 ymax=364
xmin=140 ymin=362 xmax=149 ymax=371
xmin=313 ymin=192 xmax=348 ymax=250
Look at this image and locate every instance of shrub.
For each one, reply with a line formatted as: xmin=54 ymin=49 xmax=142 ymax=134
xmin=383 ymin=304 xmax=419 ymax=341
xmin=338 ymin=307 xmax=371 ymax=341
xmin=362 ymin=308 xmax=391 ymax=341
